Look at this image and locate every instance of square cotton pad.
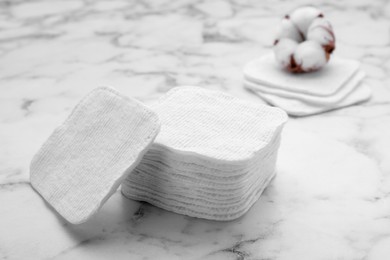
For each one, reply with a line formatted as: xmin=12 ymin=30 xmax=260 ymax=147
xmin=243 ymin=53 xmax=360 ymax=97
xmin=247 ymin=81 xmax=371 ymax=117
xmin=150 ymin=87 xmax=287 ymax=163
xmin=122 ymin=87 xmax=287 ymax=220
xmin=30 ymin=87 xmax=160 ymax=224
xmin=244 ymin=70 xmax=366 ymax=106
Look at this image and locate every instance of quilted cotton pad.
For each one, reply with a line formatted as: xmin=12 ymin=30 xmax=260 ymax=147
xmin=152 ymin=86 xmax=288 ymax=163
xmin=30 ymin=87 xmax=160 ymax=224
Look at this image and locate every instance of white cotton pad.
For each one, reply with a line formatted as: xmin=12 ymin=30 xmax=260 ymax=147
xmin=243 ymin=53 xmax=360 ymax=97
xmin=151 ymin=86 xmax=287 ymax=163
xmin=248 ymin=82 xmax=372 ymax=117
xmin=30 ymin=87 xmax=160 ymax=224
xmin=244 ymin=70 xmax=366 ymax=106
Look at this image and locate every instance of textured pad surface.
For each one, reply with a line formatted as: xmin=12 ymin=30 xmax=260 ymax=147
xmin=152 ymin=86 xmax=287 ymax=162
xmin=30 ymin=87 xmax=160 ymax=224
xmin=243 ymin=54 xmax=360 ymax=97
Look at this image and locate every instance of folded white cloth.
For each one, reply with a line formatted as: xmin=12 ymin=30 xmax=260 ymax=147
xmin=30 ymin=87 xmax=160 ymax=224
xmin=122 ymin=87 xmax=288 ymax=220
xmin=244 ymin=53 xmax=360 ymax=97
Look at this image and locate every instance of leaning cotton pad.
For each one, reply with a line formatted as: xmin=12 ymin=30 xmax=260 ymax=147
xmin=30 ymin=87 xmax=160 ymax=224
xmin=243 ymin=53 xmax=360 ymax=97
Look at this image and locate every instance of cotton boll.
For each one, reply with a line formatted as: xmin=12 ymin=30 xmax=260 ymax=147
xmin=307 ymin=18 xmax=335 ymax=57
xmin=290 ymin=6 xmax=322 ymax=38
xmin=275 ymin=18 xmax=303 ymax=43
xmin=274 ymin=38 xmax=298 ymax=68
xmin=272 ymin=6 xmax=335 ymax=73
xmin=294 ymin=41 xmax=327 ymax=72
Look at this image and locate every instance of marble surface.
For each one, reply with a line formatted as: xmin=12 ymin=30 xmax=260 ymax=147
xmin=1 ymin=0 xmax=390 ymax=259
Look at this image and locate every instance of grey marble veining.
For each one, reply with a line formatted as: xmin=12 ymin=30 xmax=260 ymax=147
xmin=1 ymin=0 xmax=390 ymax=259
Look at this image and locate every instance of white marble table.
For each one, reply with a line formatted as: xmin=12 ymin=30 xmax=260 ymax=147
xmin=1 ymin=0 xmax=390 ymax=259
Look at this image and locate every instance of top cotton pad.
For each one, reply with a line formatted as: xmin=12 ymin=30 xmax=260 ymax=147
xmin=30 ymin=87 xmax=160 ymax=224
xmin=243 ymin=54 xmax=360 ymax=97
xmin=152 ymin=87 xmax=288 ymax=163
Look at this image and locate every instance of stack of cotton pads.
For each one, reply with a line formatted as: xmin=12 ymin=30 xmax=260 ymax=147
xmin=121 ymin=87 xmax=287 ymax=220
xmin=244 ymin=53 xmax=372 ymax=116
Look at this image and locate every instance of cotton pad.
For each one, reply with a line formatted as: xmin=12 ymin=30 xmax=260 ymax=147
xmin=244 ymin=70 xmax=366 ymax=106
xmin=122 ymin=87 xmax=287 ymax=220
xmin=151 ymin=86 xmax=287 ymax=163
xmin=30 ymin=87 xmax=160 ymax=224
xmin=243 ymin=53 xmax=360 ymax=97
xmin=248 ymin=82 xmax=371 ymax=117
